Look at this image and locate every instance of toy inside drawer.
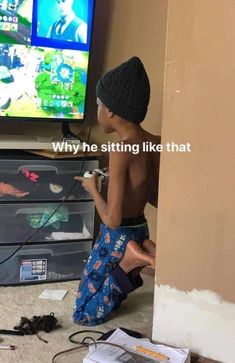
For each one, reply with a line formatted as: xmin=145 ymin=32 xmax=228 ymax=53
xmin=0 ymin=159 xmax=98 ymax=201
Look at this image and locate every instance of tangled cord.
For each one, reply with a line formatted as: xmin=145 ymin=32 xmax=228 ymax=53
xmin=52 ymin=340 xmax=141 ymax=363
xmin=14 ymin=312 xmax=61 ymax=343
xmin=52 ymin=329 xmax=144 ymax=362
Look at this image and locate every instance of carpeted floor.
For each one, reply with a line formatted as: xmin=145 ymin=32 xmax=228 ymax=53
xmin=0 ymin=274 xmax=154 ymax=363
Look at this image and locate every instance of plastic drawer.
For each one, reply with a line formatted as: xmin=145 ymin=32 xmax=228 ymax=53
xmin=0 ymin=241 xmax=92 ymax=285
xmin=0 ymin=201 xmax=95 ymax=244
xmin=0 ymin=159 xmax=98 ymax=201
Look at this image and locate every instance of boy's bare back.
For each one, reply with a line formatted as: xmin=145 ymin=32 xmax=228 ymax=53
xmin=109 ymin=130 xmax=160 ymax=220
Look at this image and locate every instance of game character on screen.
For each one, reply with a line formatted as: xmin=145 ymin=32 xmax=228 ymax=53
xmin=73 ymin=57 xmax=160 ymax=326
xmin=47 ymin=0 xmax=87 ymax=43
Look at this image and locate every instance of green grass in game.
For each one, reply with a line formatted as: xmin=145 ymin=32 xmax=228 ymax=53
xmin=0 ymin=32 xmax=14 ymax=43
xmin=18 ymin=14 xmax=30 ymax=28
xmin=0 ymin=11 xmax=31 ymax=45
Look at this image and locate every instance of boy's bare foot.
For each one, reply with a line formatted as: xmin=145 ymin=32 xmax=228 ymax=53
xmin=119 ymin=240 xmax=155 ymax=274
xmin=128 ymin=240 xmax=156 ymax=278
xmin=142 ymin=239 xmax=156 ymax=255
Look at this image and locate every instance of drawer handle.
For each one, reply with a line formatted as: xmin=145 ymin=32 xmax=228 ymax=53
xmin=16 ymin=248 xmax=89 ymax=256
xmin=17 ymin=165 xmax=59 ymax=173
xmin=16 ymin=249 xmax=51 ymax=256
xmin=16 ymin=207 xmax=48 ymax=215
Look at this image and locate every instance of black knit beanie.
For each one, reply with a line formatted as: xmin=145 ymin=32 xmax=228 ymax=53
xmin=96 ymin=56 xmax=150 ymax=123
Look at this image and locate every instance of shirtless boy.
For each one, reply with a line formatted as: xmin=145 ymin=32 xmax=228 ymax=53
xmin=73 ymin=57 xmax=160 ymax=326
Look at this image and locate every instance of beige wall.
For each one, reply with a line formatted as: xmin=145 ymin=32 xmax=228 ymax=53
xmin=153 ymin=1 xmax=235 ymax=361
xmin=156 ymin=0 xmax=235 ymax=302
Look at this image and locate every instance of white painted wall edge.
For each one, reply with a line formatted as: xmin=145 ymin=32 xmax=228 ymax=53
xmin=152 ymin=285 xmax=235 ymax=363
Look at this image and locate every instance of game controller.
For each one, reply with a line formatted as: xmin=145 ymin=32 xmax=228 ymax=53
xmin=83 ymin=168 xmax=109 ymax=192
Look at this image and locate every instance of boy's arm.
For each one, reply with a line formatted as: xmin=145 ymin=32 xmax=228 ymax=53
xmin=75 ymin=151 xmax=127 ymax=229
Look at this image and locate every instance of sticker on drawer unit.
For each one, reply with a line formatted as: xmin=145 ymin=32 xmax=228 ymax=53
xmin=20 ymin=259 xmax=47 ymax=282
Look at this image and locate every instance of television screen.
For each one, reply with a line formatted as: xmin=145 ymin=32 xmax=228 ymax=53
xmin=0 ymin=0 xmax=95 ymax=121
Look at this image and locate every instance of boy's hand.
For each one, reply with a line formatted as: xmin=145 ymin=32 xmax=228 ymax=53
xmin=74 ymin=175 xmax=99 ymax=194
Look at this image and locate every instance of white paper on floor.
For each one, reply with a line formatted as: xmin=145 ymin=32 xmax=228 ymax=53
xmin=39 ymin=289 xmax=68 ymax=301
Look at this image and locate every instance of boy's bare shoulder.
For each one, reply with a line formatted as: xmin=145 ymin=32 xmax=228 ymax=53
xmin=109 ymin=148 xmax=130 ymax=169
xmin=144 ymin=131 xmax=161 ymax=144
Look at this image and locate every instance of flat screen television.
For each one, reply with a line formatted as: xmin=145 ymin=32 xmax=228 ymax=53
xmin=0 ymin=0 xmax=95 ymax=123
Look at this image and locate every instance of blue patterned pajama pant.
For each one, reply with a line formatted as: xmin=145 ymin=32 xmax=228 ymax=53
xmin=73 ymin=220 xmax=149 ymax=326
